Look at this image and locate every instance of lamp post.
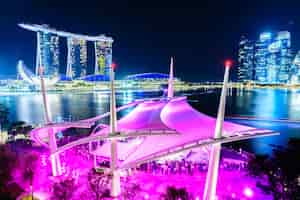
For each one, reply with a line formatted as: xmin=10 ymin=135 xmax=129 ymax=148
xmin=203 ymin=60 xmax=232 ymax=200
xmin=109 ymin=62 xmax=121 ymax=197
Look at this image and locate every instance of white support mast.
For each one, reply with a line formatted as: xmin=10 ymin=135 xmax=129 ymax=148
xmin=203 ymin=60 xmax=232 ymax=200
xmin=109 ymin=64 xmax=120 ymax=197
xmin=167 ymin=57 xmax=174 ymax=98
xmin=39 ymin=66 xmax=61 ymax=176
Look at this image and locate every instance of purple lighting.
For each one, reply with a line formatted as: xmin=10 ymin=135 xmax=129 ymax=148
xmin=244 ymin=187 xmax=254 ymax=198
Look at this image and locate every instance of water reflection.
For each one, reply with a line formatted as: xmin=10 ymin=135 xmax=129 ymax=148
xmin=1 ymin=89 xmax=300 ymax=155
xmin=0 ymin=91 xmax=160 ymax=125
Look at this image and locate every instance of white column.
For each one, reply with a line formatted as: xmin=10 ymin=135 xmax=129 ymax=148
xmin=203 ymin=63 xmax=231 ymax=200
xmin=39 ymin=67 xmax=51 ymax=123
xmin=94 ymin=42 xmax=99 ymax=75
xmin=49 ymin=128 xmax=62 ymax=176
xmin=35 ymin=32 xmax=41 ymax=75
xmin=39 ymin=67 xmax=61 ymax=176
xmin=66 ymin=38 xmax=72 ymax=78
xmin=167 ymin=57 xmax=174 ymax=98
xmin=109 ymin=66 xmax=120 ymax=197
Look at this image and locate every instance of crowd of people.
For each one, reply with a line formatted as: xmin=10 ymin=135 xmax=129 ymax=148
xmin=135 ymin=159 xmax=248 ymax=176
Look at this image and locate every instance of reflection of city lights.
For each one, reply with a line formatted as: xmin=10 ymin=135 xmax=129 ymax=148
xmin=244 ymin=187 xmax=254 ymax=198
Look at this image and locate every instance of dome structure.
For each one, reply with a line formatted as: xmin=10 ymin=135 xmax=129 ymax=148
xmin=125 ymin=73 xmax=173 ymax=80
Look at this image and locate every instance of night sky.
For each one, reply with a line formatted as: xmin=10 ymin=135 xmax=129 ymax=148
xmin=0 ymin=0 xmax=300 ymax=81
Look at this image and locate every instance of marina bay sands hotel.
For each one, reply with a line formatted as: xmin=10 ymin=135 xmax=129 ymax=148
xmin=19 ymin=24 xmax=114 ymax=80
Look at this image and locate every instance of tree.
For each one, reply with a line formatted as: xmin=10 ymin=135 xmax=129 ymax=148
xmin=0 ymin=104 xmax=9 ymax=128
xmin=160 ymin=186 xmax=193 ymax=200
xmin=121 ymin=179 xmax=142 ymax=200
xmin=0 ymin=144 xmax=22 ymax=199
xmin=21 ymin=152 xmax=39 ymax=198
xmin=51 ymin=178 xmax=76 ymax=200
xmin=247 ymin=138 xmax=300 ymax=199
xmin=87 ymin=169 xmax=110 ymax=200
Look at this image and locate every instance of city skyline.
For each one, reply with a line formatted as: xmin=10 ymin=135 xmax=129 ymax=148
xmin=1 ymin=1 xmax=300 ymax=81
xmin=238 ymin=31 xmax=294 ymax=84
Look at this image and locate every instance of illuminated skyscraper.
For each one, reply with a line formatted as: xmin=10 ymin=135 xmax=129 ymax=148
xmin=238 ymin=36 xmax=254 ymax=81
xmin=19 ymin=23 xmax=114 ymax=81
xmin=36 ymin=31 xmax=60 ymax=77
xmin=290 ymin=51 xmax=300 ymax=83
xmin=66 ymin=38 xmax=88 ymax=78
xmin=95 ymin=40 xmax=113 ymax=80
xmin=276 ymin=31 xmax=292 ymax=83
xmin=239 ymin=31 xmax=293 ymax=84
xmin=254 ymin=32 xmax=272 ymax=83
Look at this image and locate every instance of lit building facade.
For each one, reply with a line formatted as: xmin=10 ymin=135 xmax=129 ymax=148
xmin=19 ymin=23 xmax=114 ymax=82
xmin=36 ymin=31 xmax=60 ymax=77
xmin=95 ymin=41 xmax=113 ymax=80
xmin=238 ymin=36 xmax=254 ymax=81
xmin=66 ymin=38 xmax=88 ymax=78
xmin=239 ymin=31 xmax=293 ymax=84
xmin=290 ymin=51 xmax=300 ymax=83
xmin=254 ymin=32 xmax=272 ymax=83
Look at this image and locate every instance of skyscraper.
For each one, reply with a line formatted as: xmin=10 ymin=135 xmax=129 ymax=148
xmin=36 ymin=31 xmax=60 ymax=77
xmin=276 ymin=31 xmax=292 ymax=83
xmin=238 ymin=36 xmax=254 ymax=81
xmin=254 ymin=32 xmax=272 ymax=83
xmin=66 ymin=38 xmax=88 ymax=78
xmin=239 ymin=31 xmax=293 ymax=84
xmin=290 ymin=51 xmax=300 ymax=83
xmin=95 ymin=40 xmax=113 ymax=80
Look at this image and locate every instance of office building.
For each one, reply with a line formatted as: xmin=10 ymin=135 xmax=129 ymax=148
xmin=238 ymin=36 xmax=254 ymax=81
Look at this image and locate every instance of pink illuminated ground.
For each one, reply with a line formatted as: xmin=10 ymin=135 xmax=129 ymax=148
xmin=15 ymin=146 xmax=272 ymax=200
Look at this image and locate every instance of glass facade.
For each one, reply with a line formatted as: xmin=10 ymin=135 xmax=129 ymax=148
xmin=94 ymin=41 xmax=113 ymax=80
xmin=67 ymin=38 xmax=88 ymax=78
xmin=290 ymin=51 xmax=300 ymax=83
xmin=239 ymin=31 xmax=293 ymax=84
xmin=238 ymin=36 xmax=254 ymax=81
xmin=36 ymin=31 xmax=60 ymax=78
xmin=254 ymin=32 xmax=272 ymax=83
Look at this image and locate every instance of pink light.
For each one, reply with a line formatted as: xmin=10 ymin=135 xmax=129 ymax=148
xmin=231 ymin=193 xmax=236 ymax=198
xmin=244 ymin=187 xmax=254 ymax=198
xmin=224 ymin=59 xmax=233 ymax=68
xmin=111 ymin=62 xmax=117 ymax=70
xmin=144 ymin=193 xmax=149 ymax=199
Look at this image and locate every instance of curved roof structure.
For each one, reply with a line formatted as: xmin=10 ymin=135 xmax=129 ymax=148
xmin=125 ymin=73 xmax=171 ymax=80
xmin=89 ymin=97 xmax=276 ymax=169
xmin=31 ymin=96 xmax=277 ymax=170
